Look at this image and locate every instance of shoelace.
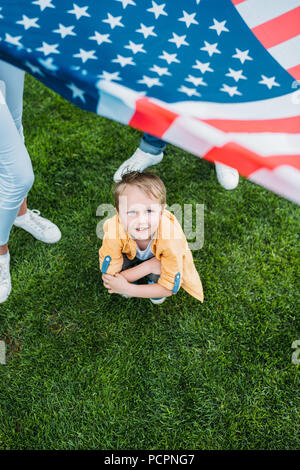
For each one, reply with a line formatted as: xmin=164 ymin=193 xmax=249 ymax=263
xmin=27 ymin=209 xmax=49 ymax=232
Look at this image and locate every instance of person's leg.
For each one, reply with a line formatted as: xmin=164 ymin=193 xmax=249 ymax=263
xmin=0 ymin=91 xmax=35 ymax=246
xmin=0 ymin=86 xmax=35 ymax=302
xmin=119 ymin=254 xmax=143 ymax=298
xmin=0 ymin=60 xmax=25 ymax=140
xmin=0 ymin=60 xmax=61 ymax=242
xmin=139 ymin=133 xmax=166 ymax=156
xmin=113 ymin=132 xmax=165 ymax=182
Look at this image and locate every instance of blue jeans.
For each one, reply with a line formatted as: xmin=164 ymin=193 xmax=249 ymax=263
xmin=121 ymin=253 xmax=159 ymax=284
xmin=139 ymin=133 xmax=166 ymax=156
xmin=0 ymin=60 xmax=34 ymax=245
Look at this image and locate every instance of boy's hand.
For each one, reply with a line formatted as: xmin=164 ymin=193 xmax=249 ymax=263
xmin=102 ymin=273 xmax=130 ymax=295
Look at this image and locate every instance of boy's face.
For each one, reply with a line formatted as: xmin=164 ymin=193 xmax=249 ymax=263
xmin=117 ymin=185 xmax=165 ymax=241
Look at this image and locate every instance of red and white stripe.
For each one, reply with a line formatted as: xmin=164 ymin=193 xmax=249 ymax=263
xmin=232 ymin=0 xmax=300 ymax=79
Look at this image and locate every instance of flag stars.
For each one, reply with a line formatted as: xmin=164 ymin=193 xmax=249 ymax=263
xmin=159 ymin=51 xmax=180 ymax=65
xmin=232 ymin=48 xmax=253 ymax=64
xmin=136 ymin=24 xmax=157 ymax=39
xmin=67 ymin=4 xmax=90 ymax=20
xmin=150 ymin=65 xmax=171 ymax=76
xmin=125 ymin=41 xmax=146 ymax=54
xmin=220 ymin=83 xmax=242 ymax=97
xmin=89 ymin=31 xmax=112 ymax=46
xmin=38 ymin=56 xmax=58 ymax=71
xmin=185 ymin=75 xmax=207 ymax=86
xmin=25 ymin=61 xmax=44 ymax=76
xmin=225 ymin=68 xmax=247 ymax=82
xmin=112 ymin=55 xmax=136 ymax=67
xmin=169 ymin=33 xmax=189 ymax=49
xmin=147 ymin=2 xmax=168 ymax=20
xmin=178 ymin=85 xmax=200 ymax=97
xmin=258 ymin=75 xmax=280 ymax=89
xmin=16 ymin=15 xmax=40 ymax=30
xmin=178 ymin=11 xmax=199 ymax=28
xmin=73 ymin=48 xmax=97 ymax=63
xmin=137 ymin=76 xmax=162 ymax=88
xmin=53 ymin=24 xmax=76 ymax=39
xmin=36 ymin=42 xmax=60 ymax=56
xmin=115 ymin=0 xmax=136 ymax=8
xmin=98 ymin=71 xmax=122 ymax=81
xmin=66 ymin=83 xmax=86 ymax=102
xmin=192 ymin=60 xmax=213 ymax=74
xmin=209 ymin=19 xmax=229 ymax=36
xmin=200 ymin=41 xmax=221 ymax=57
xmin=32 ymin=0 xmax=55 ymax=11
xmin=102 ymin=13 xmax=124 ymax=29
xmin=5 ymin=34 xmax=23 ymax=47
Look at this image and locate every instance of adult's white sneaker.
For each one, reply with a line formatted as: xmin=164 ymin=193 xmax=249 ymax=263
xmin=0 ymin=252 xmax=11 ymax=304
xmin=14 ymin=209 xmax=61 ymax=244
xmin=215 ymin=162 xmax=239 ymax=190
xmin=113 ymin=148 xmax=164 ymax=183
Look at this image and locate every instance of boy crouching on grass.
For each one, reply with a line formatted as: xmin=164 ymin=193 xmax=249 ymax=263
xmin=99 ymin=171 xmax=203 ymax=305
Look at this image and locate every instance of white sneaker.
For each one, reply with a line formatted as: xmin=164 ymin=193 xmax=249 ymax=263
xmin=113 ymin=148 xmax=164 ymax=183
xmin=0 ymin=252 xmax=11 ymax=304
xmin=13 ymin=209 xmax=61 ymax=243
xmin=215 ymin=162 xmax=239 ymax=190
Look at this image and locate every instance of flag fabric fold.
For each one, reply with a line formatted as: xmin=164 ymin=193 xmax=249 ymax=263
xmin=0 ymin=0 xmax=299 ymax=203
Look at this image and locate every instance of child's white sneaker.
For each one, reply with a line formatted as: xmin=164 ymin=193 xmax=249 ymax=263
xmin=113 ymin=148 xmax=164 ymax=183
xmin=148 ymin=280 xmax=166 ymax=304
xmin=0 ymin=252 xmax=11 ymax=304
xmin=215 ymin=162 xmax=239 ymax=190
xmin=14 ymin=209 xmax=61 ymax=243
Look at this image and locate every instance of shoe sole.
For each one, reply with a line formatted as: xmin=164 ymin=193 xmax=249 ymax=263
xmin=150 ymin=297 xmax=166 ymax=304
xmin=13 ymin=225 xmax=62 ymax=243
xmin=113 ymin=153 xmax=164 ymax=183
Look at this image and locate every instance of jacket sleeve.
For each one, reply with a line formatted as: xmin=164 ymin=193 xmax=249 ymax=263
xmin=99 ymin=220 xmax=124 ymax=274
xmin=157 ymin=243 xmax=184 ymax=294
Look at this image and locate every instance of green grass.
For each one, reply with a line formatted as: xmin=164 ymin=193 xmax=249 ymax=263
xmin=0 ymin=74 xmax=299 ymax=450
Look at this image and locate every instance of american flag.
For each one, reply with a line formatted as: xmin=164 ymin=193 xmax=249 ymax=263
xmin=0 ymin=0 xmax=299 ymax=203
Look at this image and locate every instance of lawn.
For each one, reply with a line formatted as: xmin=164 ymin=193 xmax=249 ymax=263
xmin=0 ymin=74 xmax=299 ymax=450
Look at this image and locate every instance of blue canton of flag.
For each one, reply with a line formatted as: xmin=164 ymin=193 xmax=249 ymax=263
xmin=0 ymin=0 xmax=299 ymax=205
xmin=0 ymin=0 xmax=295 ymax=113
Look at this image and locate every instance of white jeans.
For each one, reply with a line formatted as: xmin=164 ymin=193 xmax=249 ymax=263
xmin=0 ymin=60 xmax=34 ymax=245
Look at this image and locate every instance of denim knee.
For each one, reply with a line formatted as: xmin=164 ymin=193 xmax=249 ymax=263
xmin=21 ymin=165 xmax=35 ymax=196
xmin=147 ymin=273 xmax=160 ymax=283
xmin=6 ymin=159 xmax=35 ymax=208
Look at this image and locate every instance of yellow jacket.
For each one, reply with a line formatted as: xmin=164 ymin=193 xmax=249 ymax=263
xmin=99 ymin=209 xmax=203 ymax=302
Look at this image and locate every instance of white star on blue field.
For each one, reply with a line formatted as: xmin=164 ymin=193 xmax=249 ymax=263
xmin=0 ymin=0 xmax=294 ymax=112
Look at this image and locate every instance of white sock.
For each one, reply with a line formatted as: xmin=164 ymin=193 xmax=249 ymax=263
xmin=0 ymin=251 xmax=10 ymax=261
xmin=16 ymin=212 xmax=27 ymax=221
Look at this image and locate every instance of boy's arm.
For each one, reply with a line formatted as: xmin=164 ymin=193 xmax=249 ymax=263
xmin=127 ymin=282 xmax=173 ymax=298
xmin=119 ymin=257 xmax=161 ymax=283
xmin=99 ymin=220 xmax=123 ymax=274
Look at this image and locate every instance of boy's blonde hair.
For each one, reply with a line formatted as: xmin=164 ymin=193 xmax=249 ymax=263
xmin=114 ymin=171 xmax=166 ymax=212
